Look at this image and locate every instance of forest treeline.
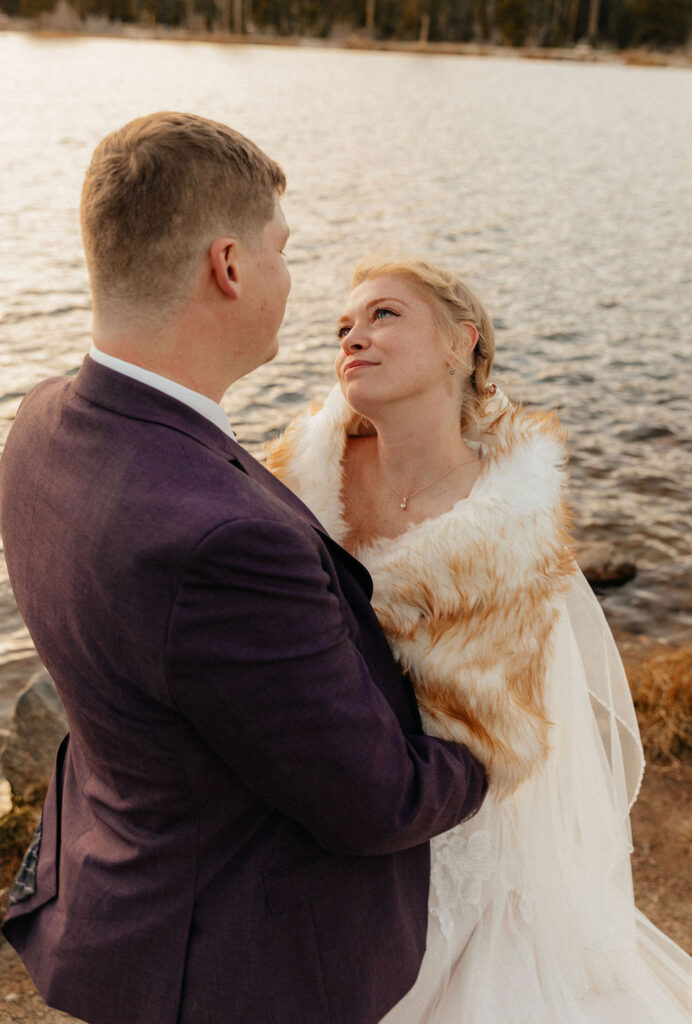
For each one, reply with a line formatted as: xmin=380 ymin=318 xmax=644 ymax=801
xmin=2 ymin=0 xmax=689 ymax=50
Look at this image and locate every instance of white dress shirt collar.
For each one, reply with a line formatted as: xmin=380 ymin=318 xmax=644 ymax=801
xmin=89 ymin=346 xmax=235 ymax=441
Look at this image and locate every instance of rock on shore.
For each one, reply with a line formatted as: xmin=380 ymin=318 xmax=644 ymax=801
xmin=578 ymin=540 xmax=637 ymax=588
xmin=1 ymin=669 xmax=67 ymax=805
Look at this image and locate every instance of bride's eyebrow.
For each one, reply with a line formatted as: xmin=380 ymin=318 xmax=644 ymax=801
xmin=366 ymin=297 xmax=411 ymax=310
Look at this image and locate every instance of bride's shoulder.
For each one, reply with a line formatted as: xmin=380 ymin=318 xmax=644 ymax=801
xmin=266 ymin=386 xmax=354 ymax=469
xmin=469 ymin=387 xmax=568 ymax=455
xmin=265 ymin=386 xmax=353 ymax=541
xmin=465 ymin=391 xmax=570 ymax=519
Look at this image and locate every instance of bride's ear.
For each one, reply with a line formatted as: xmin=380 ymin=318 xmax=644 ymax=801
xmin=459 ymin=322 xmax=479 ymax=356
xmin=210 ymin=237 xmax=241 ymax=299
xmin=450 ymin=323 xmax=478 ymax=368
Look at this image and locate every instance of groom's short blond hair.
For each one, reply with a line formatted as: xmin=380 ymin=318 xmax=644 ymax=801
xmin=81 ymin=112 xmax=285 ymax=321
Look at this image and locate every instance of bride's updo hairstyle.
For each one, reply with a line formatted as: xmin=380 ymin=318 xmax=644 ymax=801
xmin=350 ymin=256 xmax=496 ymax=435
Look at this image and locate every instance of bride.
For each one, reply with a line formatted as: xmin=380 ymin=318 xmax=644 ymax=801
xmin=267 ymin=256 xmax=692 ymax=1022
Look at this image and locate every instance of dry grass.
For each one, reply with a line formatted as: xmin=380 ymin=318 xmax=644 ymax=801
xmin=628 ymin=646 xmax=692 ymax=763
xmin=0 ymin=802 xmax=42 ymax=917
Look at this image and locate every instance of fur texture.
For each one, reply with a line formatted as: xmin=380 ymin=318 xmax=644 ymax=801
xmin=267 ymin=386 xmax=577 ymax=797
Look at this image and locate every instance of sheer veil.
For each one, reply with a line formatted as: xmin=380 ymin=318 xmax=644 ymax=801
xmin=567 ymin=571 xmax=644 ymax=817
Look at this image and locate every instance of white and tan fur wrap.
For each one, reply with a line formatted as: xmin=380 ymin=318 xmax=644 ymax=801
xmin=267 ymin=385 xmax=577 ymax=797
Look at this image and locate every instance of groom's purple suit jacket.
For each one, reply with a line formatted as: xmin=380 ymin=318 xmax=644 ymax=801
xmin=0 ymin=356 xmax=485 ymax=1024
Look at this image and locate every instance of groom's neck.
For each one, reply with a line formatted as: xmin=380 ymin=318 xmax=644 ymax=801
xmin=92 ymin=300 xmax=241 ymax=404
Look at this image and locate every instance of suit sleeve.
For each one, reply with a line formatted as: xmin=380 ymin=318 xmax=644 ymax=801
xmin=165 ymin=516 xmax=486 ymax=856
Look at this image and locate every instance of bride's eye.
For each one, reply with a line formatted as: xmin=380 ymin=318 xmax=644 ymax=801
xmin=337 ymin=324 xmax=351 ymax=339
xmin=373 ymin=307 xmax=397 ymax=321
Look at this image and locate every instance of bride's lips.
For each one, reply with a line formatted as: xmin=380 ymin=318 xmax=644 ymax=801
xmin=344 ymin=360 xmax=377 ymax=374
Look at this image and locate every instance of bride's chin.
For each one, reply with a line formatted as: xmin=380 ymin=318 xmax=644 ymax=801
xmin=340 ymin=382 xmax=380 ymax=417
xmin=342 ymin=376 xmax=379 ymax=400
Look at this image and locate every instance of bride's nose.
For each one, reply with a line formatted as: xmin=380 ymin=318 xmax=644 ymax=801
xmin=340 ymin=325 xmax=370 ymax=354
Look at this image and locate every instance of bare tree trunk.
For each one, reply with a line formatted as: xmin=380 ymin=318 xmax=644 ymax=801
xmin=549 ymin=0 xmax=566 ymax=44
xmin=566 ymin=0 xmax=580 ymax=41
xmin=486 ymin=0 xmax=496 ymax=41
xmin=419 ymin=11 xmax=430 ymax=41
xmin=587 ymin=0 xmax=600 ymax=36
xmin=365 ymin=0 xmax=375 ymax=34
xmin=232 ymin=0 xmax=242 ymax=32
xmin=217 ymin=0 xmax=230 ymax=31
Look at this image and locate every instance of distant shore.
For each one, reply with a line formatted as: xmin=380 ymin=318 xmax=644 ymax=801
xmin=1 ymin=17 xmax=691 ymax=69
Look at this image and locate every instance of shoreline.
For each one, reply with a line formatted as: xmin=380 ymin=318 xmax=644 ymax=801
xmin=2 ymin=19 xmax=691 ymax=69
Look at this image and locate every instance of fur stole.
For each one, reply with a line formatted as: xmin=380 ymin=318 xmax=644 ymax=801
xmin=267 ymin=386 xmax=577 ymax=798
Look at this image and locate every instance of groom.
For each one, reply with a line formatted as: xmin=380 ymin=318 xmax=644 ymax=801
xmin=0 ymin=113 xmax=486 ymax=1024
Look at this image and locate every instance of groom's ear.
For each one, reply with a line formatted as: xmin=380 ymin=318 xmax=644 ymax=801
xmin=210 ymin=237 xmax=241 ymax=299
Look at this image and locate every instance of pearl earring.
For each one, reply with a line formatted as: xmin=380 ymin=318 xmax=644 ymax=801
xmin=449 ymin=368 xmax=456 ymax=376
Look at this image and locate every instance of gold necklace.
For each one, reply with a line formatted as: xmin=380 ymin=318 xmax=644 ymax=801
xmin=393 ymin=456 xmax=478 ymax=511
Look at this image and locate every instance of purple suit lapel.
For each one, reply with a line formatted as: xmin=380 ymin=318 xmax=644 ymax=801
xmin=72 ymin=357 xmax=373 ymax=596
xmin=228 ymin=440 xmax=374 ymax=599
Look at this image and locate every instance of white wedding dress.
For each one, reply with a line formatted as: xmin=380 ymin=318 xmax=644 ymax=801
xmin=378 ymin=572 xmax=691 ymax=1024
xmin=267 ymin=384 xmax=692 ymax=1024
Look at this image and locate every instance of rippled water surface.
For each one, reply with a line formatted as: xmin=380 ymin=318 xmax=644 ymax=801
xmin=1 ymin=32 xmax=691 ymax=724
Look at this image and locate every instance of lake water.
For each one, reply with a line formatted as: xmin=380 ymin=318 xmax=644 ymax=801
xmin=0 ymin=31 xmax=691 ymax=728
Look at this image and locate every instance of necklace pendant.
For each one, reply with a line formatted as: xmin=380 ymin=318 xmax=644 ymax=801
xmin=400 ymin=498 xmax=408 ymax=511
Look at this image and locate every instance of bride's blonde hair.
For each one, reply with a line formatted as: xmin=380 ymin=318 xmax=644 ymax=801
xmin=350 ymin=256 xmax=496 ymax=435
